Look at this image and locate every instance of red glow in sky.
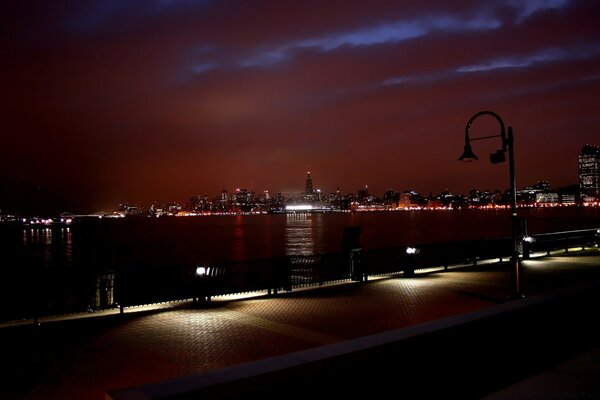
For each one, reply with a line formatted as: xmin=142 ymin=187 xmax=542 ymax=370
xmin=1 ymin=0 xmax=599 ymax=213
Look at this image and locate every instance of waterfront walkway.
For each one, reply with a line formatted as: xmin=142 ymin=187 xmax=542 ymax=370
xmin=2 ymin=249 xmax=600 ymax=399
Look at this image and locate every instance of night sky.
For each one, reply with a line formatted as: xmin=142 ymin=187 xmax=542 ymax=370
xmin=1 ymin=0 xmax=599 ymax=214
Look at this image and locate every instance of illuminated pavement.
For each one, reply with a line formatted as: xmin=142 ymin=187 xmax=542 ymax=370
xmin=2 ymin=249 xmax=600 ymax=400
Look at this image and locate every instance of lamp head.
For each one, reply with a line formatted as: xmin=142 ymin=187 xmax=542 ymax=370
xmin=458 ymin=143 xmax=478 ymax=162
xmin=489 ymin=150 xmax=506 ymax=164
xmin=195 ymin=266 xmax=207 ymax=276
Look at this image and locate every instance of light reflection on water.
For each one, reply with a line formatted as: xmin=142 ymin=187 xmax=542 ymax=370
xmin=21 ymin=226 xmax=72 ymax=269
xmin=285 ymin=213 xmax=315 ymax=256
xmin=64 ymin=227 xmax=72 ymax=268
xmin=232 ymin=215 xmax=246 ymax=261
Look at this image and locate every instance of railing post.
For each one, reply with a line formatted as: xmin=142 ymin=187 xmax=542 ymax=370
xmin=343 ymin=226 xmax=363 ymax=282
xmin=114 ymin=270 xmax=125 ymax=314
xmin=269 ymin=259 xmax=277 ymax=296
xmin=194 ymin=265 xmax=211 ymax=305
xmin=280 ymin=257 xmax=292 ymax=292
xmin=404 ymin=248 xmax=416 ymax=277
xmin=350 ymin=249 xmax=364 ymax=282
xmin=522 ymin=240 xmax=530 ymax=260
xmin=470 ymin=241 xmax=477 ymax=266
xmin=356 ymin=250 xmax=369 ymax=281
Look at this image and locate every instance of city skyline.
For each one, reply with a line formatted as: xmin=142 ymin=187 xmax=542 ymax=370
xmin=2 ymin=1 xmax=600 ymax=214
xmin=0 ymin=143 xmax=595 ymax=216
xmin=2 ymin=142 xmax=597 ymax=216
xmin=2 ymin=168 xmax=590 ymax=218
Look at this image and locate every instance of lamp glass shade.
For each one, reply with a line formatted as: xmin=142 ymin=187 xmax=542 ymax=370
xmin=458 ymin=143 xmax=478 ymax=162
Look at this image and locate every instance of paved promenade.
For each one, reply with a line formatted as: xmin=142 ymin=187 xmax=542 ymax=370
xmin=2 ymin=249 xmax=600 ymax=399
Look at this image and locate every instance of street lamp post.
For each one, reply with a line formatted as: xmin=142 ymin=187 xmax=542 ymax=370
xmin=459 ymin=110 xmax=524 ymax=299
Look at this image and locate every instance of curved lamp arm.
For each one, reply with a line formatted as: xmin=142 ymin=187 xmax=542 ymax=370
xmin=459 ymin=110 xmax=508 ymax=162
xmin=465 ymin=110 xmax=507 ymax=149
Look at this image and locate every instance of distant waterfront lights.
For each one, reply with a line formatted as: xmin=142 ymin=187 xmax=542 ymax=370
xmin=285 ymin=204 xmax=314 ymax=211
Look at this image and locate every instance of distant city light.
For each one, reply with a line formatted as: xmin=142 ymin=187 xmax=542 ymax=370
xmin=285 ymin=204 xmax=314 ymax=211
xmin=406 ymin=247 xmax=418 ymax=255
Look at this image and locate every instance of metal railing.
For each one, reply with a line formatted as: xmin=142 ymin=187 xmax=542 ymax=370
xmin=1 ymin=228 xmax=598 ymax=322
xmin=522 ymin=228 xmax=600 ymax=258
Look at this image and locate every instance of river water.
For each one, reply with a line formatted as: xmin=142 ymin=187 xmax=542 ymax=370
xmin=3 ymin=207 xmax=598 ymax=271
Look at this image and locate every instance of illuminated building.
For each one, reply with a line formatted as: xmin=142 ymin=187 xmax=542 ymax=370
xmin=559 ymin=193 xmax=576 ymax=205
xmin=398 ymin=193 xmax=412 ymax=208
xmin=305 ymin=171 xmax=313 ymax=196
xmin=579 ymin=144 xmax=600 ymax=201
xmin=518 ymin=181 xmax=551 ymax=205
xmin=221 ymin=190 xmax=229 ymax=202
xmin=397 ymin=190 xmax=423 ymax=208
xmin=190 ymin=195 xmax=201 ymax=210
xmin=357 ymin=185 xmax=373 ymax=203
xmin=383 ymin=189 xmax=399 ymax=206
xmin=234 ymin=188 xmax=253 ymax=204
xmin=536 ymin=192 xmax=559 ymax=204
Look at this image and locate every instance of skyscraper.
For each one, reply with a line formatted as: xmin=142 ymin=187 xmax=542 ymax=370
xmin=579 ymin=144 xmax=600 ymax=201
xmin=305 ymin=171 xmax=313 ymax=196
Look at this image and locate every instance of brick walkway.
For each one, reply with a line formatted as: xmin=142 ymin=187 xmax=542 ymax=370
xmin=2 ymin=249 xmax=599 ymax=400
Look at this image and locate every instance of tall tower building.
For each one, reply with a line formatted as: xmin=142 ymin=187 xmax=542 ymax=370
xmin=579 ymin=144 xmax=600 ymax=201
xmin=305 ymin=170 xmax=313 ymax=196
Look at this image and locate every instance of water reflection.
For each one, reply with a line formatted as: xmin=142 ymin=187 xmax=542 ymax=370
xmin=63 ymin=227 xmax=72 ymax=269
xmin=232 ymin=215 xmax=247 ymax=261
xmin=285 ymin=213 xmax=315 ymax=256
xmin=22 ymin=226 xmax=72 ymax=269
xmin=311 ymin=213 xmax=325 ymax=253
